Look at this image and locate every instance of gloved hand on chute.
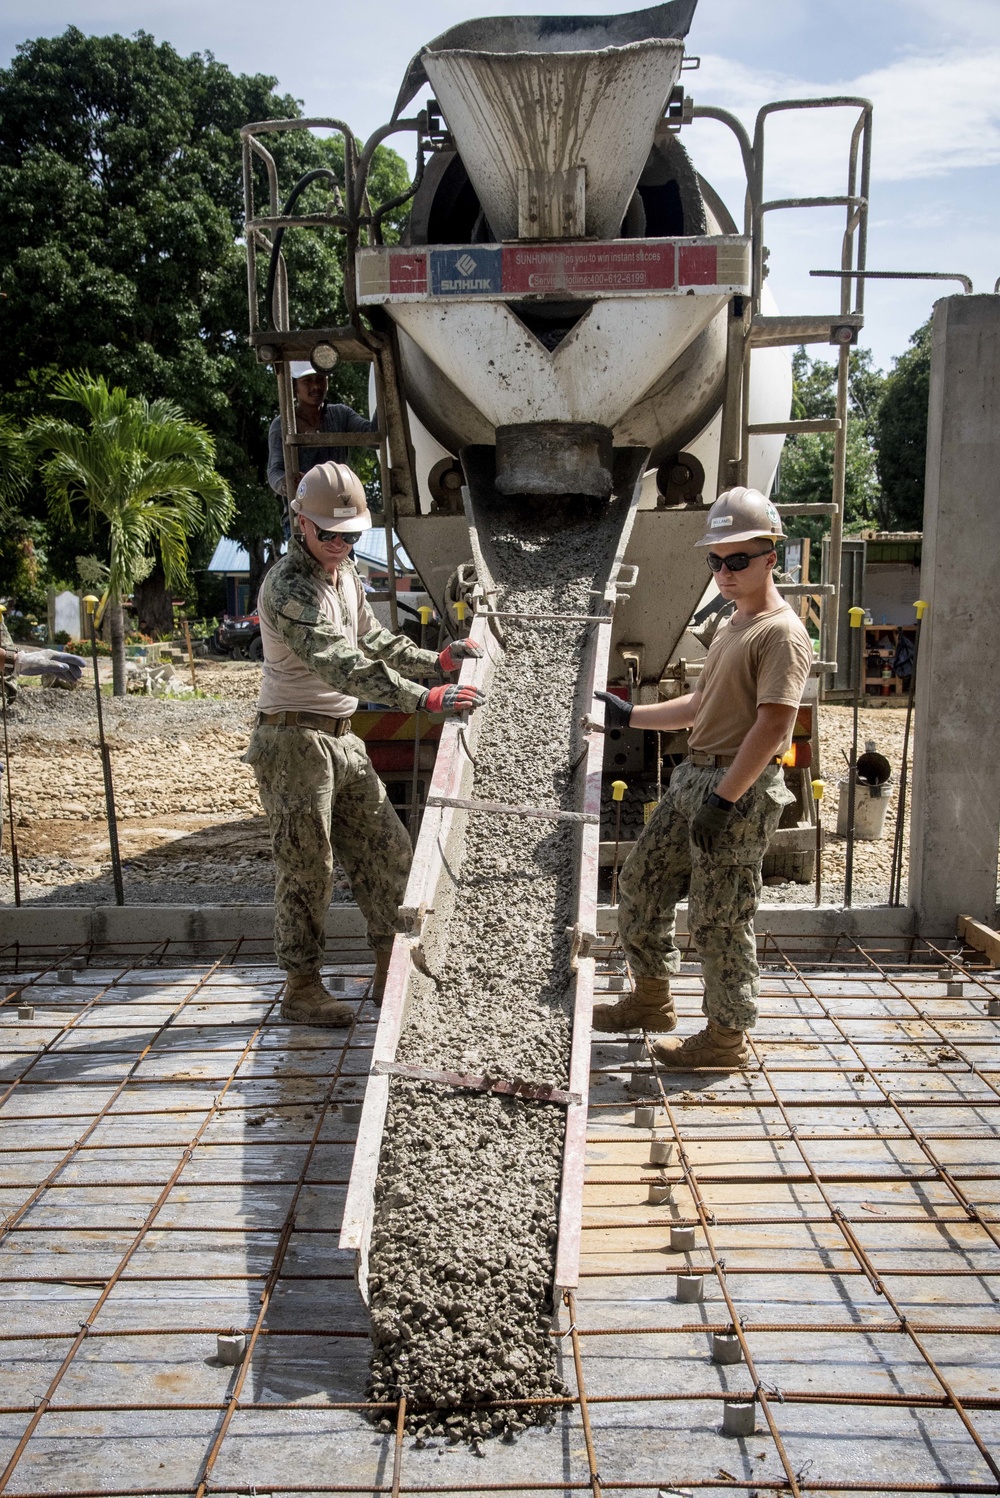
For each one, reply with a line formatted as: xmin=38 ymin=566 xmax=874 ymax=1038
xmin=437 ymin=638 xmax=484 ymax=675
xmin=594 ymin=689 xmax=632 ymax=729
xmin=15 ymin=649 xmax=88 ymax=685
xmin=421 ymin=683 xmax=487 ymax=714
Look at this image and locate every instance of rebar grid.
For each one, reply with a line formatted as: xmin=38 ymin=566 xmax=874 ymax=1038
xmin=0 ymin=934 xmax=997 ymax=1496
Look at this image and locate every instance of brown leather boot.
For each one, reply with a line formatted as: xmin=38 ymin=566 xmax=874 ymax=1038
xmin=371 ymin=947 xmax=392 ymax=1006
xmin=280 ymin=972 xmax=353 ymax=1028
xmin=650 ymin=1018 xmax=749 ymax=1071
xmin=591 ymin=975 xmax=677 ymax=1034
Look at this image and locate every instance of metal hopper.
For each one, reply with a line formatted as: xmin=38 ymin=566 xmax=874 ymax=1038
xmin=422 ymin=38 xmax=685 ymax=242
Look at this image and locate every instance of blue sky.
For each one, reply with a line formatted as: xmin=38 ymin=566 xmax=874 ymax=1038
xmin=2 ymin=0 xmax=998 ymax=370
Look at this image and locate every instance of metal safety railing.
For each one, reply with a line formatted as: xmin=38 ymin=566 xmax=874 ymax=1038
xmin=689 ymin=95 xmax=873 ymax=681
xmin=240 ymin=112 xmax=436 ymax=623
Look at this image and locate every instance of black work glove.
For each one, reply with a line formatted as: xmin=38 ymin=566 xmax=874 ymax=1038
xmin=690 ymin=792 xmax=736 ymax=854
xmin=594 ymin=689 xmax=632 ymax=729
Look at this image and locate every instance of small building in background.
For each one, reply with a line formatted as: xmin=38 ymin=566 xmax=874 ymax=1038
xmin=860 ymin=532 xmax=923 ymax=700
xmin=862 ymin=532 xmax=923 ymax=626
xmin=205 ymin=539 xmax=255 ymax=618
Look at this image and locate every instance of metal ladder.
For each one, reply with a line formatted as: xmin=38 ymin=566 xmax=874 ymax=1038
xmin=691 ymin=95 xmax=873 ymax=676
xmin=240 ymin=115 xmax=430 ymax=630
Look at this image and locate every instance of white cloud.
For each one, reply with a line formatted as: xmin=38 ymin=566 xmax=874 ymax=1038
xmin=901 ymin=0 xmax=1000 ymax=47
xmin=856 ymin=49 xmax=1000 ymax=180
xmin=687 ymin=43 xmax=1000 ymax=197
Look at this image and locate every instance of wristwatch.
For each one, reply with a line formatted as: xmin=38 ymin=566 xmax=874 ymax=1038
xmin=706 ymin=791 xmax=735 ymax=811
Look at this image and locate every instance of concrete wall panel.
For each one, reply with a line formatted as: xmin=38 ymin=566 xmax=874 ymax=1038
xmin=909 ymin=294 xmax=1000 ymax=934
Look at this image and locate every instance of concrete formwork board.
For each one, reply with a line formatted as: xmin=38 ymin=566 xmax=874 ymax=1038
xmin=0 ymin=899 xmax=920 ymax=953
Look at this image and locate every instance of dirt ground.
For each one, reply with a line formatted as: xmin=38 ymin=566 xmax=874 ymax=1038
xmin=1 ymin=660 xmax=911 ymax=908
xmin=0 ymin=660 xmax=342 ymax=906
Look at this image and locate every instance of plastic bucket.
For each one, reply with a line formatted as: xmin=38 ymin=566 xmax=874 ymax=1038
xmin=836 ymin=777 xmax=893 ymax=840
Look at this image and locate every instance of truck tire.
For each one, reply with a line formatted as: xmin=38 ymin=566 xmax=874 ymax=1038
xmin=248 ymin=635 xmax=264 ymax=661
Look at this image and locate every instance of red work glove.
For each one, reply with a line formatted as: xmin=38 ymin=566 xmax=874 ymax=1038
xmin=438 ymin=638 xmax=484 ymax=674
xmin=421 ymin=683 xmax=487 ymax=714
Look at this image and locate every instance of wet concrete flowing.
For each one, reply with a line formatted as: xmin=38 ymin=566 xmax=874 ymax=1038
xmin=366 ymin=496 xmax=625 ymax=1442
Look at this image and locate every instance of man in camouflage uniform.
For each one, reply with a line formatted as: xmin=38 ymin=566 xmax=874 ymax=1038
xmin=247 ymin=461 xmax=486 ymax=1027
xmin=592 ymin=489 xmax=812 ymax=1071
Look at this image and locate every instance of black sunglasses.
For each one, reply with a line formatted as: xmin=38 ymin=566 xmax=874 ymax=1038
xmin=706 ymin=545 xmax=776 ymax=573
xmin=312 ymin=526 xmax=362 ymax=545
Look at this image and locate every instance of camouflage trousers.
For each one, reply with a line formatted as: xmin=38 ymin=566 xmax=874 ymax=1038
xmin=244 ymin=724 xmax=412 ymax=974
xmin=617 ymin=760 xmax=793 ymax=1031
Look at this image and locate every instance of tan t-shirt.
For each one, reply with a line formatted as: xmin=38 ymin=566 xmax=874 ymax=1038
xmin=688 ymin=603 xmax=813 ymax=757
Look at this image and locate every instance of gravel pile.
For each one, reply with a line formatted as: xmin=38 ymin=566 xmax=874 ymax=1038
xmin=367 ymin=497 xmax=624 ymax=1443
xmin=764 ymin=704 xmax=911 ymax=906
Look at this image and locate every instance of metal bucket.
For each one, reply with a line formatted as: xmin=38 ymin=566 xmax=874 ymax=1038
xmin=836 ymin=776 xmax=893 ymax=840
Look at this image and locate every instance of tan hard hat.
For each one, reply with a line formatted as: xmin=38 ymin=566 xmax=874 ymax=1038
xmin=694 ymin=487 xmax=784 ymax=547
xmin=291 ymin=462 xmax=372 ymax=533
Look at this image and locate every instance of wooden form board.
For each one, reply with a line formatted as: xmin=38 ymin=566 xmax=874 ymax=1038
xmin=554 ymin=490 xmax=642 ymax=1298
xmin=957 ymin=913 xmax=1000 ymax=968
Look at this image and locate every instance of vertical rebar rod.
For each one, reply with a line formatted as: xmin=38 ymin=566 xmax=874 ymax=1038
xmin=824 ymin=341 xmax=851 ymax=671
xmin=844 ymin=610 xmax=863 ymax=906
xmin=182 ymin=618 xmax=198 ymax=693
xmin=390 ymin=1394 xmax=406 ymax=1498
xmin=814 ymin=783 xmax=824 ymax=907
xmin=0 ymin=673 xmax=21 ymax=907
xmin=87 ymin=611 xmax=124 ymax=906
xmin=889 ymin=604 xmax=926 ymax=906
xmin=564 ymin=1290 xmax=603 ymax=1498
xmin=610 ymin=799 xmax=624 ymax=909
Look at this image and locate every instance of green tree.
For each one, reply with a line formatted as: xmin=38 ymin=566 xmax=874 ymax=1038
xmin=777 ymin=347 xmax=884 ymax=576
xmin=28 ymin=372 xmax=233 ymax=694
xmin=0 ymin=28 xmax=409 ymax=607
xmin=876 ymin=319 xmax=932 ymax=531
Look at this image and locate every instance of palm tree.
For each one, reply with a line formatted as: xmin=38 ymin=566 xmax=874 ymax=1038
xmin=28 ymin=372 xmax=234 ymax=695
xmin=0 ymin=416 xmax=28 ymax=516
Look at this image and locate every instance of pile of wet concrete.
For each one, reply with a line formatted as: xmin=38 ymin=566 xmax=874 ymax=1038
xmin=367 ymin=497 xmax=624 ymax=1443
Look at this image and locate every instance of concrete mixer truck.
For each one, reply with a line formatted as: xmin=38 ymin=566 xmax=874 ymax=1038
xmin=240 ymin=0 xmax=872 ymax=1433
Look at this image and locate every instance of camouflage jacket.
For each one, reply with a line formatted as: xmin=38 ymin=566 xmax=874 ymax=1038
xmin=257 ymin=538 xmax=439 ymax=714
xmin=1 ymin=612 xmax=16 ymax=699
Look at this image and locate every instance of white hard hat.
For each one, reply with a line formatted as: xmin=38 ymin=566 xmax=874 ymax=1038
xmin=291 ymin=462 xmax=372 ymax=533
xmin=289 ymin=360 xmax=321 ymax=380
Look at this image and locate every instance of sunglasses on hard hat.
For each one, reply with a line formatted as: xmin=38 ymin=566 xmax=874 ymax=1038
xmin=312 ymin=525 xmax=363 ymax=545
xmin=706 ymin=544 xmax=776 ymax=573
